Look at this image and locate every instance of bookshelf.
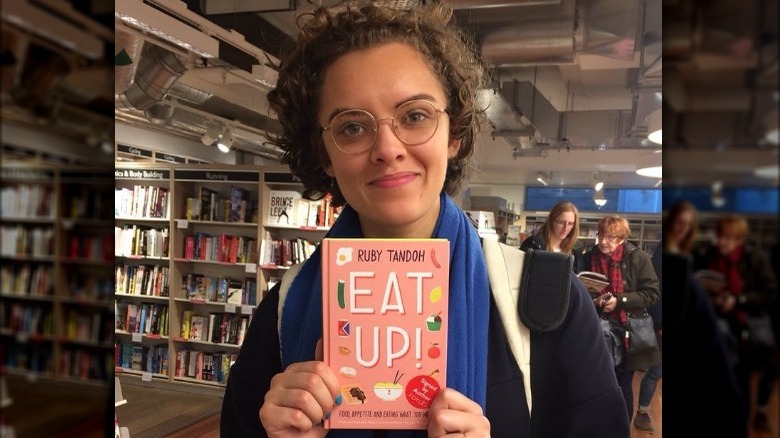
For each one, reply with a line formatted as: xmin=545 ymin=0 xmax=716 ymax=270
xmin=1 ymin=163 xmax=114 ymax=386
xmin=522 ymin=212 xmax=662 ymax=256
xmin=258 ymin=169 xmax=336 ymax=296
xmin=114 ymin=163 xmax=325 ymax=389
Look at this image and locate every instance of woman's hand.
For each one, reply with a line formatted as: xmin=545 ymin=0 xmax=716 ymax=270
xmin=259 ymin=340 xmax=340 ymax=437
xmin=427 ymin=388 xmax=491 ymax=438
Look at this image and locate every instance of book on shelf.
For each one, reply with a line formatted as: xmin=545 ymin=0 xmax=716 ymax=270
xmin=576 ymin=271 xmax=610 ymax=298
xmin=229 ymin=186 xmax=250 ymax=223
xmin=189 ymin=315 xmax=207 ymax=341
xmin=199 ymin=187 xmax=218 ymax=221
xmin=321 ymin=238 xmax=450 ymax=430
xmin=267 ymin=190 xmax=301 ymax=226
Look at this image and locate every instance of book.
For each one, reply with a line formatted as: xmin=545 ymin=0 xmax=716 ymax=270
xmin=693 ymin=269 xmax=726 ymax=295
xmin=576 ymin=271 xmax=610 ymax=298
xmin=266 ymin=190 xmax=301 ymax=226
xmin=321 ymin=238 xmax=450 ymax=430
xmin=229 ymin=186 xmax=249 ymax=223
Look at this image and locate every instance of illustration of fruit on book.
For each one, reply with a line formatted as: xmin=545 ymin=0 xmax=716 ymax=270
xmin=321 ymin=238 xmax=450 ymax=429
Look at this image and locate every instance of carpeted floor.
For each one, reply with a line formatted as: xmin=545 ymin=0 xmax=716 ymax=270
xmin=116 ymin=376 xmax=224 ymax=438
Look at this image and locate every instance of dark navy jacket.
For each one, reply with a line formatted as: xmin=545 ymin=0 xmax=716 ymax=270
xmin=221 ymin=276 xmax=628 ymax=437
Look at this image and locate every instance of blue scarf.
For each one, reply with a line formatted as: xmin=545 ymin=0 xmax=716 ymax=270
xmin=280 ymin=193 xmax=489 ymax=437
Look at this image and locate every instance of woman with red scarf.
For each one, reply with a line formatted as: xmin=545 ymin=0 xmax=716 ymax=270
xmin=581 ymin=215 xmax=660 ymax=420
xmin=693 ymin=214 xmax=778 ymax=431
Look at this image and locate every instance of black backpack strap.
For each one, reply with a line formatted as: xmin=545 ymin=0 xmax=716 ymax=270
xmin=518 ymin=249 xmax=573 ymax=332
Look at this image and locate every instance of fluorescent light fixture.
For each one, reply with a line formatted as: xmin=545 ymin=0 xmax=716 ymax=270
xmin=646 ymin=108 xmax=662 ymax=144
xmin=1 ymin=1 xmax=103 ymax=59
xmin=116 ymin=0 xmax=219 ymax=58
xmin=636 ymin=150 xmax=662 ymax=178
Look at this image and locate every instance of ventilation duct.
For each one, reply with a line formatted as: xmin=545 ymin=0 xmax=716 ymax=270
xmin=480 ymin=0 xmax=638 ymax=66
xmin=116 ymin=44 xmax=186 ymax=111
xmin=115 ymin=29 xmax=144 ymax=94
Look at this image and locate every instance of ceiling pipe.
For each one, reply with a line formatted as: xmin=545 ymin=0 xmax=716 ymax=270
xmin=115 ymin=29 xmax=144 ymax=94
xmin=116 ymin=44 xmax=186 ymax=111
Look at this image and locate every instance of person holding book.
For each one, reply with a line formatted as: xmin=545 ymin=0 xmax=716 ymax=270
xmin=221 ymin=2 xmax=628 ymax=437
xmin=519 ymin=200 xmax=585 ymax=271
xmin=580 ymin=215 xmax=660 ymax=421
xmin=692 ymin=214 xmax=778 ymax=432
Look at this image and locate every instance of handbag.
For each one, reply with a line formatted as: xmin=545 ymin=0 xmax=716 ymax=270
xmin=626 ymin=311 xmax=659 ymax=355
xmin=601 ymin=319 xmax=624 ymax=367
xmin=746 ymin=313 xmax=776 ymax=349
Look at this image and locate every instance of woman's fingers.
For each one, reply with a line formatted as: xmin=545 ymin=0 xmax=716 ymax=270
xmin=427 ymin=388 xmax=490 ymax=438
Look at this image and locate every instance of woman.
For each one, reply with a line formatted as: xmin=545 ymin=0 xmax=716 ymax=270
xmin=693 ymin=214 xmax=778 ymax=432
xmin=520 ymin=200 xmax=584 ymax=270
xmin=633 ymin=201 xmax=697 ymax=432
xmin=581 ymin=215 xmax=660 ymax=420
xmin=221 ymin=2 xmax=628 ymax=437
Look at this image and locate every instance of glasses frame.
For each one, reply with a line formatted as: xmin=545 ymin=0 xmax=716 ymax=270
xmin=599 ymin=234 xmax=624 ymax=243
xmin=321 ymin=99 xmax=448 ymax=154
xmin=553 ymin=220 xmax=575 ymax=228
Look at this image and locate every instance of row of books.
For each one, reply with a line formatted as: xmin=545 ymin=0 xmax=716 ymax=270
xmin=115 ymin=264 xmax=170 ymax=297
xmin=115 ymin=226 xmax=169 ymax=258
xmin=116 ymin=342 xmax=169 ymax=375
xmin=4 ymin=343 xmax=53 ymax=373
xmin=0 ymin=184 xmax=56 ymax=218
xmin=0 ymin=225 xmax=55 ymax=257
xmin=1 ymin=264 xmax=54 ymax=296
xmin=115 ymin=185 xmax=169 ymax=218
xmin=180 ymin=311 xmax=249 ymax=346
xmin=259 ymin=232 xmax=317 ymax=267
xmin=2 ymin=302 xmax=54 ymax=335
xmin=182 ymin=232 xmax=258 ymax=264
xmin=65 ymin=310 xmax=113 ymax=343
xmin=266 ymin=191 xmax=342 ymax=228
xmin=181 ymin=274 xmax=256 ymax=305
xmin=115 ymin=302 xmax=169 ymax=336
xmin=174 ymin=349 xmax=236 ymax=384
xmin=59 ymin=348 xmax=112 ymax=381
xmin=66 ymin=272 xmax=113 ymax=302
xmin=67 ymin=234 xmax=113 ymax=261
xmin=185 ymin=185 xmax=258 ymax=223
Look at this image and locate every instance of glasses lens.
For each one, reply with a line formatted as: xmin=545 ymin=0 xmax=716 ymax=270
xmin=330 ymin=110 xmax=376 ymax=153
xmin=394 ymin=100 xmax=440 ymax=145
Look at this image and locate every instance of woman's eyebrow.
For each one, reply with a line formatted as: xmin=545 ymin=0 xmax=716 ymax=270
xmin=323 ymin=93 xmax=442 ymax=122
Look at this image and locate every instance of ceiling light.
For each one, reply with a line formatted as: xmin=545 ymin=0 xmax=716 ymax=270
xmin=711 ymin=180 xmax=726 ymax=208
xmin=593 ymin=172 xmax=604 ymax=191
xmin=754 ymin=165 xmax=779 ymax=179
xmin=216 ymin=128 xmax=233 ymax=153
xmin=646 ymin=108 xmax=662 ymax=144
xmin=201 ymin=124 xmax=222 ymax=146
xmin=636 ymin=150 xmax=662 ymax=178
xmin=115 ymin=0 xmax=219 ymax=59
xmin=763 ymin=110 xmax=778 ymax=145
xmin=593 ymin=190 xmax=607 ymax=207
xmin=536 ymin=172 xmax=549 ymax=186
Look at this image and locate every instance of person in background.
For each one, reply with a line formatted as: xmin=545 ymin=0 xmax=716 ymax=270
xmin=220 ymin=2 xmax=628 ymax=437
xmin=634 ymin=201 xmax=698 ymax=432
xmin=520 ymin=200 xmax=584 ymax=271
xmin=693 ymin=214 xmax=778 ymax=432
xmin=581 ymin=215 xmax=660 ymax=421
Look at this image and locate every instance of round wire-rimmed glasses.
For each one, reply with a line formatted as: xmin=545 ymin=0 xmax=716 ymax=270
xmin=321 ymin=99 xmax=447 ymax=154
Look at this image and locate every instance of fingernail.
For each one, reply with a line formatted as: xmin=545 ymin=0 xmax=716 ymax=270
xmin=324 ymin=411 xmax=331 ymax=420
xmin=335 ymin=394 xmax=343 ymax=406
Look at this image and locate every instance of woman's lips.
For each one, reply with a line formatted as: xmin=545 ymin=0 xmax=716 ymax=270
xmin=370 ymin=172 xmax=416 ymax=189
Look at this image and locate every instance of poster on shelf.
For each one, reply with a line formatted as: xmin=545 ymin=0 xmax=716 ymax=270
xmin=267 ymin=190 xmax=301 ymax=226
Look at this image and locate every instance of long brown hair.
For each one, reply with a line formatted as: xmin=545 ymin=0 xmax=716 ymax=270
xmin=663 ymin=201 xmax=698 ymax=254
xmin=542 ymin=201 xmax=580 ymax=254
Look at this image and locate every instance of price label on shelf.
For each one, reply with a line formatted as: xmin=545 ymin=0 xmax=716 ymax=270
xmin=141 ymin=372 xmax=152 ymax=382
xmin=132 ymin=333 xmax=143 ymax=343
xmin=245 ymin=263 xmax=257 ymax=274
xmin=225 ymin=304 xmax=237 ymax=313
xmin=241 ymin=305 xmax=253 ymax=315
xmin=177 ymin=219 xmax=189 ymax=229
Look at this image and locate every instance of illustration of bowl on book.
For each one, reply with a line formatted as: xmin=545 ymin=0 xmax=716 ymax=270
xmin=374 ymin=371 xmax=404 ymax=401
xmin=426 ymin=312 xmax=443 ymax=331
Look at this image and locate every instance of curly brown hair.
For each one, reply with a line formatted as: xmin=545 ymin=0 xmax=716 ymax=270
xmin=265 ymin=0 xmax=488 ymax=206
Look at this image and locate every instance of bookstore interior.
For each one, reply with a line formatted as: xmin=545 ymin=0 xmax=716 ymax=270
xmin=1 ymin=0 xmax=777 ymax=436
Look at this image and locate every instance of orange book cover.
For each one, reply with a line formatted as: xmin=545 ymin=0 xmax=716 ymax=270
xmin=321 ymin=238 xmax=449 ymax=430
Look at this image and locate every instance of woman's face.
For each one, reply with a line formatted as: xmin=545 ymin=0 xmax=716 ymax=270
xmin=669 ymin=210 xmax=693 ymax=247
xmin=318 ymin=43 xmax=460 ymax=238
xmin=716 ymin=232 xmax=743 ymax=256
xmin=597 ymin=228 xmax=625 ymax=255
xmin=551 ymin=211 xmax=575 ymax=243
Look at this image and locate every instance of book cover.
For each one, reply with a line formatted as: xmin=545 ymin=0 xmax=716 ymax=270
xmin=267 ymin=190 xmax=301 ymax=225
xmin=321 ymin=238 xmax=449 ymax=430
xmin=229 ymin=186 xmax=249 ymax=222
xmin=693 ymin=269 xmax=726 ymax=295
xmin=576 ymin=271 xmax=610 ymax=298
